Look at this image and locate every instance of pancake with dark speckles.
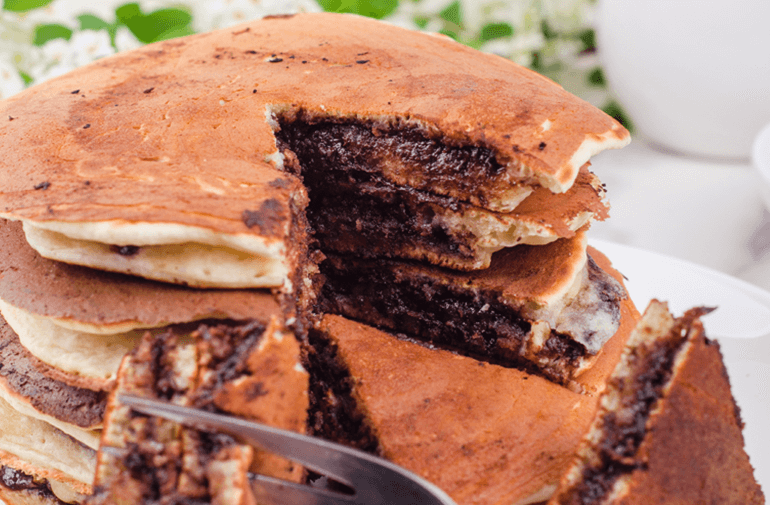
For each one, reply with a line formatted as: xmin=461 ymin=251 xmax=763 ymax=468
xmin=0 ymin=12 xmax=628 ymax=286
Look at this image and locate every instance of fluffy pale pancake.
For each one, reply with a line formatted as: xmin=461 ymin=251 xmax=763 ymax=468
xmin=90 ymin=317 xmax=308 ymax=505
xmin=548 ymin=301 xmax=765 ymax=504
xmin=320 ymin=233 xmax=628 ymax=386
xmin=0 ymin=220 xmax=282 ymax=334
xmin=308 ymin=299 xmax=637 ymax=505
xmin=0 ymin=314 xmax=103 ymax=447
xmin=0 ymin=396 xmax=95 ymax=496
xmin=0 ymin=219 xmax=284 ymax=388
xmin=0 ymin=13 xmax=628 ymax=286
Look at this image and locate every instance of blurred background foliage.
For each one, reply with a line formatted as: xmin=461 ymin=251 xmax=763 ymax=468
xmin=0 ymin=0 xmax=630 ymax=128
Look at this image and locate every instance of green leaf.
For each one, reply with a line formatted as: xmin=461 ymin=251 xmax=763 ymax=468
xmin=116 ymin=3 xmax=193 ymax=43
xmin=316 ymin=0 xmax=398 ymax=19
xmin=602 ymin=100 xmax=634 ymax=132
xmin=154 ymin=24 xmax=195 ymax=42
xmin=439 ymin=28 xmax=459 ymax=41
xmin=413 ymin=14 xmax=429 ymax=29
xmin=479 ymin=22 xmax=513 ymax=42
xmin=2 ymin=0 xmax=53 ymax=12
xmin=439 ymin=0 xmax=461 ymax=26
xmin=78 ymin=14 xmax=112 ymax=31
xmin=540 ymin=19 xmax=557 ymax=40
xmin=579 ymin=28 xmax=596 ymax=52
xmin=18 ymin=70 xmax=33 ymax=86
xmin=33 ymin=23 xmax=73 ymax=46
xmin=588 ymin=67 xmax=605 ymax=86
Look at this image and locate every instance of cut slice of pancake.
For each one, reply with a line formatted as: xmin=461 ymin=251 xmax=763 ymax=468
xmin=0 ymin=13 xmax=628 ymax=286
xmin=89 ymin=317 xmax=308 ymax=505
xmin=306 ymin=306 xmax=637 ymax=505
xmin=548 ymin=301 xmax=765 ymax=504
xmin=277 ymin=125 xmax=610 ymax=269
xmin=320 ymin=234 xmax=627 ymax=386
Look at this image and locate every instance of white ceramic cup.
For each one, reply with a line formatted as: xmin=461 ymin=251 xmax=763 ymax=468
xmin=596 ymin=0 xmax=770 ymax=160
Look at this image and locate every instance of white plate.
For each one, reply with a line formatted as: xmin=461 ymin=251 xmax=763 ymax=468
xmin=591 ymin=239 xmax=770 ymax=491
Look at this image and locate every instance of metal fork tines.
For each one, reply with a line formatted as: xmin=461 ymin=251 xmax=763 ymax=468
xmin=117 ymin=394 xmax=458 ymax=505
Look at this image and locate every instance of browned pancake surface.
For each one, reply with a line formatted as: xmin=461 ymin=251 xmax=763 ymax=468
xmin=0 ymin=13 xmax=627 ymax=235
xmin=316 ymin=295 xmax=638 ymax=505
xmin=0 ymin=219 xmax=280 ymax=328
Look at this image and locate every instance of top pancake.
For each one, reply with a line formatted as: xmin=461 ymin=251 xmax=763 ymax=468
xmin=0 ymin=13 xmax=628 ymax=287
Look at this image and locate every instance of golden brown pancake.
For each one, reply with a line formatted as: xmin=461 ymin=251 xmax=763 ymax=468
xmin=0 ymin=13 xmax=628 ymax=285
xmin=548 ymin=301 xmax=765 ymax=504
xmin=0 ymin=219 xmax=281 ymax=334
xmin=307 ymin=299 xmax=637 ymax=505
xmin=0 ymin=218 xmax=285 ymax=390
xmin=0 ymin=314 xmax=104 ymax=440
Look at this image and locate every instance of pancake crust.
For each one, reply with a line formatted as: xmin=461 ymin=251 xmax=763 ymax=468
xmin=0 ymin=219 xmax=281 ymax=333
xmin=314 ymin=304 xmax=637 ymax=505
xmin=0 ymin=14 xmax=628 ymax=234
xmin=549 ymin=301 xmax=765 ymax=504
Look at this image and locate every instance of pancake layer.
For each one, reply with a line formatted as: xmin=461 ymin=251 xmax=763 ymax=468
xmin=320 ymin=236 xmax=627 ymax=386
xmin=0 ymin=13 xmax=628 ymax=286
xmin=307 ymin=310 xmax=637 ymax=505
xmin=548 ymin=301 xmax=764 ymax=504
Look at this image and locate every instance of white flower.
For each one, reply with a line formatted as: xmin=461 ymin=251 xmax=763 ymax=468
xmin=114 ymin=26 xmax=142 ymax=53
xmin=0 ymin=56 xmax=25 ymax=99
xmin=30 ymin=29 xmax=115 ymax=84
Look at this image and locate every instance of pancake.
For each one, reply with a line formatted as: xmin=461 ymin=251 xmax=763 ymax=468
xmin=0 ymin=465 xmax=85 ymax=505
xmin=548 ymin=301 xmax=765 ymax=504
xmin=0 ymin=13 xmax=628 ymax=287
xmin=320 ymin=235 xmax=627 ymax=386
xmin=0 ymin=218 xmax=287 ymax=389
xmin=89 ymin=316 xmax=308 ymax=505
xmin=0 ymin=313 xmax=104 ymax=446
xmin=0 ymin=396 xmax=95 ymax=497
xmin=306 ymin=303 xmax=636 ymax=505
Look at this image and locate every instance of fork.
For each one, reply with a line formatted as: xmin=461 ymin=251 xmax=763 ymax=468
xmin=117 ymin=394 xmax=458 ymax=505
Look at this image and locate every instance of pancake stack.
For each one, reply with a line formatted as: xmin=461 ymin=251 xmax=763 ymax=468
xmin=0 ymin=11 xmax=761 ymax=505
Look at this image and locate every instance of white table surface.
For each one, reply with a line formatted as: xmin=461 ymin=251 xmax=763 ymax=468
xmin=590 ymin=136 xmax=770 ymax=293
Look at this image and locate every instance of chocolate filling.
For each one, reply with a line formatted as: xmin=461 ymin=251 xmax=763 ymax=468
xmin=318 ymin=254 xmax=586 ymax=385
xmin=568 ymin=318 xmax=695 ymax=504
xmin=274 ymin=114 xmax=508 ymax=269
xmin=305 ymin=327 xmax=380 ymax=455
xmin=190 ymin=320 xmax=268 ymax=409
xmin=0 ymin=466 xmax=69 ymax=504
